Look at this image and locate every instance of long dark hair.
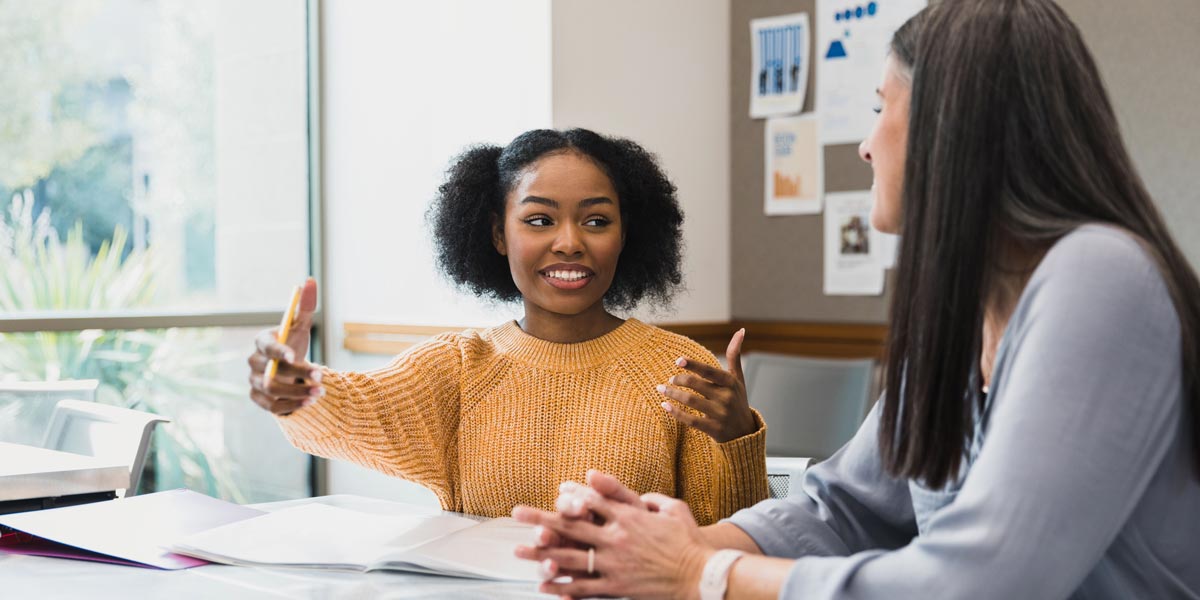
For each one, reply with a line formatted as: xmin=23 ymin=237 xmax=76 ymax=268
xmin=880 ymin=0 xmax=1200 ymax=488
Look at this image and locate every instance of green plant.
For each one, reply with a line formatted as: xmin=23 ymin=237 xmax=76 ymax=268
xmin=0 ymin=190 xmax=250 ymax=502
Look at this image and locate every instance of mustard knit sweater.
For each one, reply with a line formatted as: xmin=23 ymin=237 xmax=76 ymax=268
xmin=278 ymin=318 xmax=768 ymax=524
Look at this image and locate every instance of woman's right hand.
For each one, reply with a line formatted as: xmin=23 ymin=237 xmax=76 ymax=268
xmin=513 ymin=471 xmax=714 ymax=600
xmin=525 ymin=470 xmax=650 ymax=581
xmin=247 ymin=278 xmax=324 ymax=415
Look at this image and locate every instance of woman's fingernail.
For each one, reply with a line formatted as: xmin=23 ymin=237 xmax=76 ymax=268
xmin=570 ymin=497 xmax=584 ymax=513
xmin=656 ymin=384 xmax=667 ymax=393
xmin=556 ymin=495 xmax=573 ymax=512
xmin=661 ymin=402 xmax=672 ymax=412
xmin=310 ymin=370 xmax=322 ymax=382
xmin=676 ymin=357 xmax=687 ymax=367
xmin=539 ymin=559 xmax=555 ymax=580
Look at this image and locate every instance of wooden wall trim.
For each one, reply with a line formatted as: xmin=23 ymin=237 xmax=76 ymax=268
xmin=342 ymin=322 xmax=467 ymax=356
xmin=344 ymin=320 xmax=888 ymax=361
xmin=660 ymin=321 xmax=887 ymax=360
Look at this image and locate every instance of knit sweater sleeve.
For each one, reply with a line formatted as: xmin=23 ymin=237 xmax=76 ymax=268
xmin=675 ymin=345 xmax=769 ymax=525
xmin=274 ymin=333 xmax=464 ymax=509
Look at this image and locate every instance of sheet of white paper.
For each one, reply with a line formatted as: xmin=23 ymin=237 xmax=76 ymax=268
xmin=824 ymin=191 xmax=885 ymax=295
xmin=816 ymin=0 xmax=926 ymax=144
xmin=170 ymin=503 xmax=476 ymax=570
xmin=750 ymin=13 xmax=811 ymax=118
xmin=0 ymin=489 xmax=263 ymax=569
xmin=765 ymin=114 xmax=823 ymax=216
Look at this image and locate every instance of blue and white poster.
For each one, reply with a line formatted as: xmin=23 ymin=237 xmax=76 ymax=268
xmin=817 ymin=0 xmax=926 ymax=144
xmin=750 ymin=13 xmax=810 ymax=118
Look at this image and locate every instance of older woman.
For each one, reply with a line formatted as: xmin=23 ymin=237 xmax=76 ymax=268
xmin=514 ymin=1 xmax=1200 ymax=598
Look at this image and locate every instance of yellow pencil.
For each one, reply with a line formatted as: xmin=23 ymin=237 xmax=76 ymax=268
xmin=264 ymin=285 xmax=303 ymax=383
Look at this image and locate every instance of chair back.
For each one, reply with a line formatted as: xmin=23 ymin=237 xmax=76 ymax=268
xmin=744 ymin=352 xmax=875 ymax=460
xmin=41 ymin=400 xmax=171 ymax=496
xmin=0 ymin=380 xmax=99 ymax=447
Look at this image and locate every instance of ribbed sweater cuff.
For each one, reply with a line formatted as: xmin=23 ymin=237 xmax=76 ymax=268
xmin=714 ymin=409 xmax=769 ymax=512
xmin=276 ymin=366 xmax=351 ymax=454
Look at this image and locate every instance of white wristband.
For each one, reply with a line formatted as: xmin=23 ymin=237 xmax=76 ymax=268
xmin=699 ymin=549 xmax=745 ymax=600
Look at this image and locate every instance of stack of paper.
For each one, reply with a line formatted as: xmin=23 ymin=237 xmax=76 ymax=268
xmin=0 ymin=489 xmax=263 ymax=569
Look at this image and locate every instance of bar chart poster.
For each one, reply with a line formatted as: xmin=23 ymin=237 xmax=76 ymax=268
xmin=750 ymin=13 xmax=810 ymax=118
xmin=764 ymin=114 xmax=822 ymax=216
xmin=817 ymin=0 xmax=926 ymax=143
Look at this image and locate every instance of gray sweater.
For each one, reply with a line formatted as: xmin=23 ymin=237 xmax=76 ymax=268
xmin=728 ymin=225 xmax=1200 ymax=599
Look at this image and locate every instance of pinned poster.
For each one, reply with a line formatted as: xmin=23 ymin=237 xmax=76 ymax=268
xmin=816 ymin=0 xmax=926 ymax=144
xmin=750 ymin=13 xmax=810 ymax=118
xmin=824 ymin=191 xmax=885 ymax=295
xmin=765 ymin=114 xmax=822 ymax=215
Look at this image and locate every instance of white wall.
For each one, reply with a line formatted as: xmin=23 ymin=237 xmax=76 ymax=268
xmin=321 ymin=0 xmax=551 ymax=502
xmin=1058 ymin=0 xmax=1200 ymax=267
xmin=320 ymin=0 xmax=732 ymax=500
xmin=551 ymin=0 xmax=732 ymax=323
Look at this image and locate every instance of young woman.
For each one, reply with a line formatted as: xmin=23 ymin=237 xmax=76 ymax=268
xmin=246 ymin=128 xmax=768 ymax=523
xmin=514 ymin=2 xmax=1200 ymax=598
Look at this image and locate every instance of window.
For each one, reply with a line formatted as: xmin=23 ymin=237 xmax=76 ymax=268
xmin=0 ymin=0 xmax=318 ymax=502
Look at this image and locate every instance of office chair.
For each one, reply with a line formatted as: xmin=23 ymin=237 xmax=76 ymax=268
xmin=743 ymin=352 xmax=876 ymax=499
xmin=40 ymin=400 xmax=171 ymax=497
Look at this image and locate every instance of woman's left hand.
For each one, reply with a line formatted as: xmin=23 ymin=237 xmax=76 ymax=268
xmin=660 ymin=328 xmax=758 ymax=443
xmin=513 ymin=474 xmax=714 ymax=600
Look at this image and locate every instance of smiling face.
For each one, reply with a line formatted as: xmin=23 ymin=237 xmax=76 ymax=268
xmin=493 ymin=151 xmax=624 ymax=323
xmin=858 ymin=55 xmax=912 ymax=234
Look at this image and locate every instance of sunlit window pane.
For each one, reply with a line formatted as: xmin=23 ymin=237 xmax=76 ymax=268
xmin=0 ymin=0 xmax=309 ymax=315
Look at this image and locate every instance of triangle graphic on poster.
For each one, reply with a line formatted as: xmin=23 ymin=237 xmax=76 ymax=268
xmin=825 ymin=40 xmax=847 ymax=59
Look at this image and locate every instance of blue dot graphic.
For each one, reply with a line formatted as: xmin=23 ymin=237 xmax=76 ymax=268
xmin=843 ymin=9 xmax=853 ymax=20
xmin=868 ymin=2 xmax=878 ymax=15
xmin=856 ymin=6 xmax=864 ymax=18
xmin=835 ymin=12 xmax=841 ymax=21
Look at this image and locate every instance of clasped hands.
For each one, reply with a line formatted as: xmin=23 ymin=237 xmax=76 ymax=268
xmin=510 ymin=330 xmax=757 ymax=599
xmin=513 ymin=470 xmax=716 ymax=600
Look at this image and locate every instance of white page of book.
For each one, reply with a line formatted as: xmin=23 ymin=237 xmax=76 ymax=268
xmin=171 ymin=503 xmax=477 ymax=570
xmin=376 ymin=517 xmax=540 ymax=581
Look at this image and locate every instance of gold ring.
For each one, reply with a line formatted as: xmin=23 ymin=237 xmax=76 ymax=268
xmin=587 ymin=547 xmax=595 ymax=575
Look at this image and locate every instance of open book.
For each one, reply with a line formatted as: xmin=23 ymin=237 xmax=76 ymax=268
xmin=169 ymin=502 xmax=540 ymax=581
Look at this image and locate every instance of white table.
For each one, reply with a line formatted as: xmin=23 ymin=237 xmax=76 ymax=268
xmin=0 ymin=494 xmax=556 ymax=599
xmin=0 ymin=556 xmax=554 ymax=599
xmin=0 ymin=441 xmax=129 ymax=502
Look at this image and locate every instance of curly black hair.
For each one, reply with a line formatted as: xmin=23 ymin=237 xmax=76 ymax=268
xmin=428 ymin=128 xmax=684 ymax=311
